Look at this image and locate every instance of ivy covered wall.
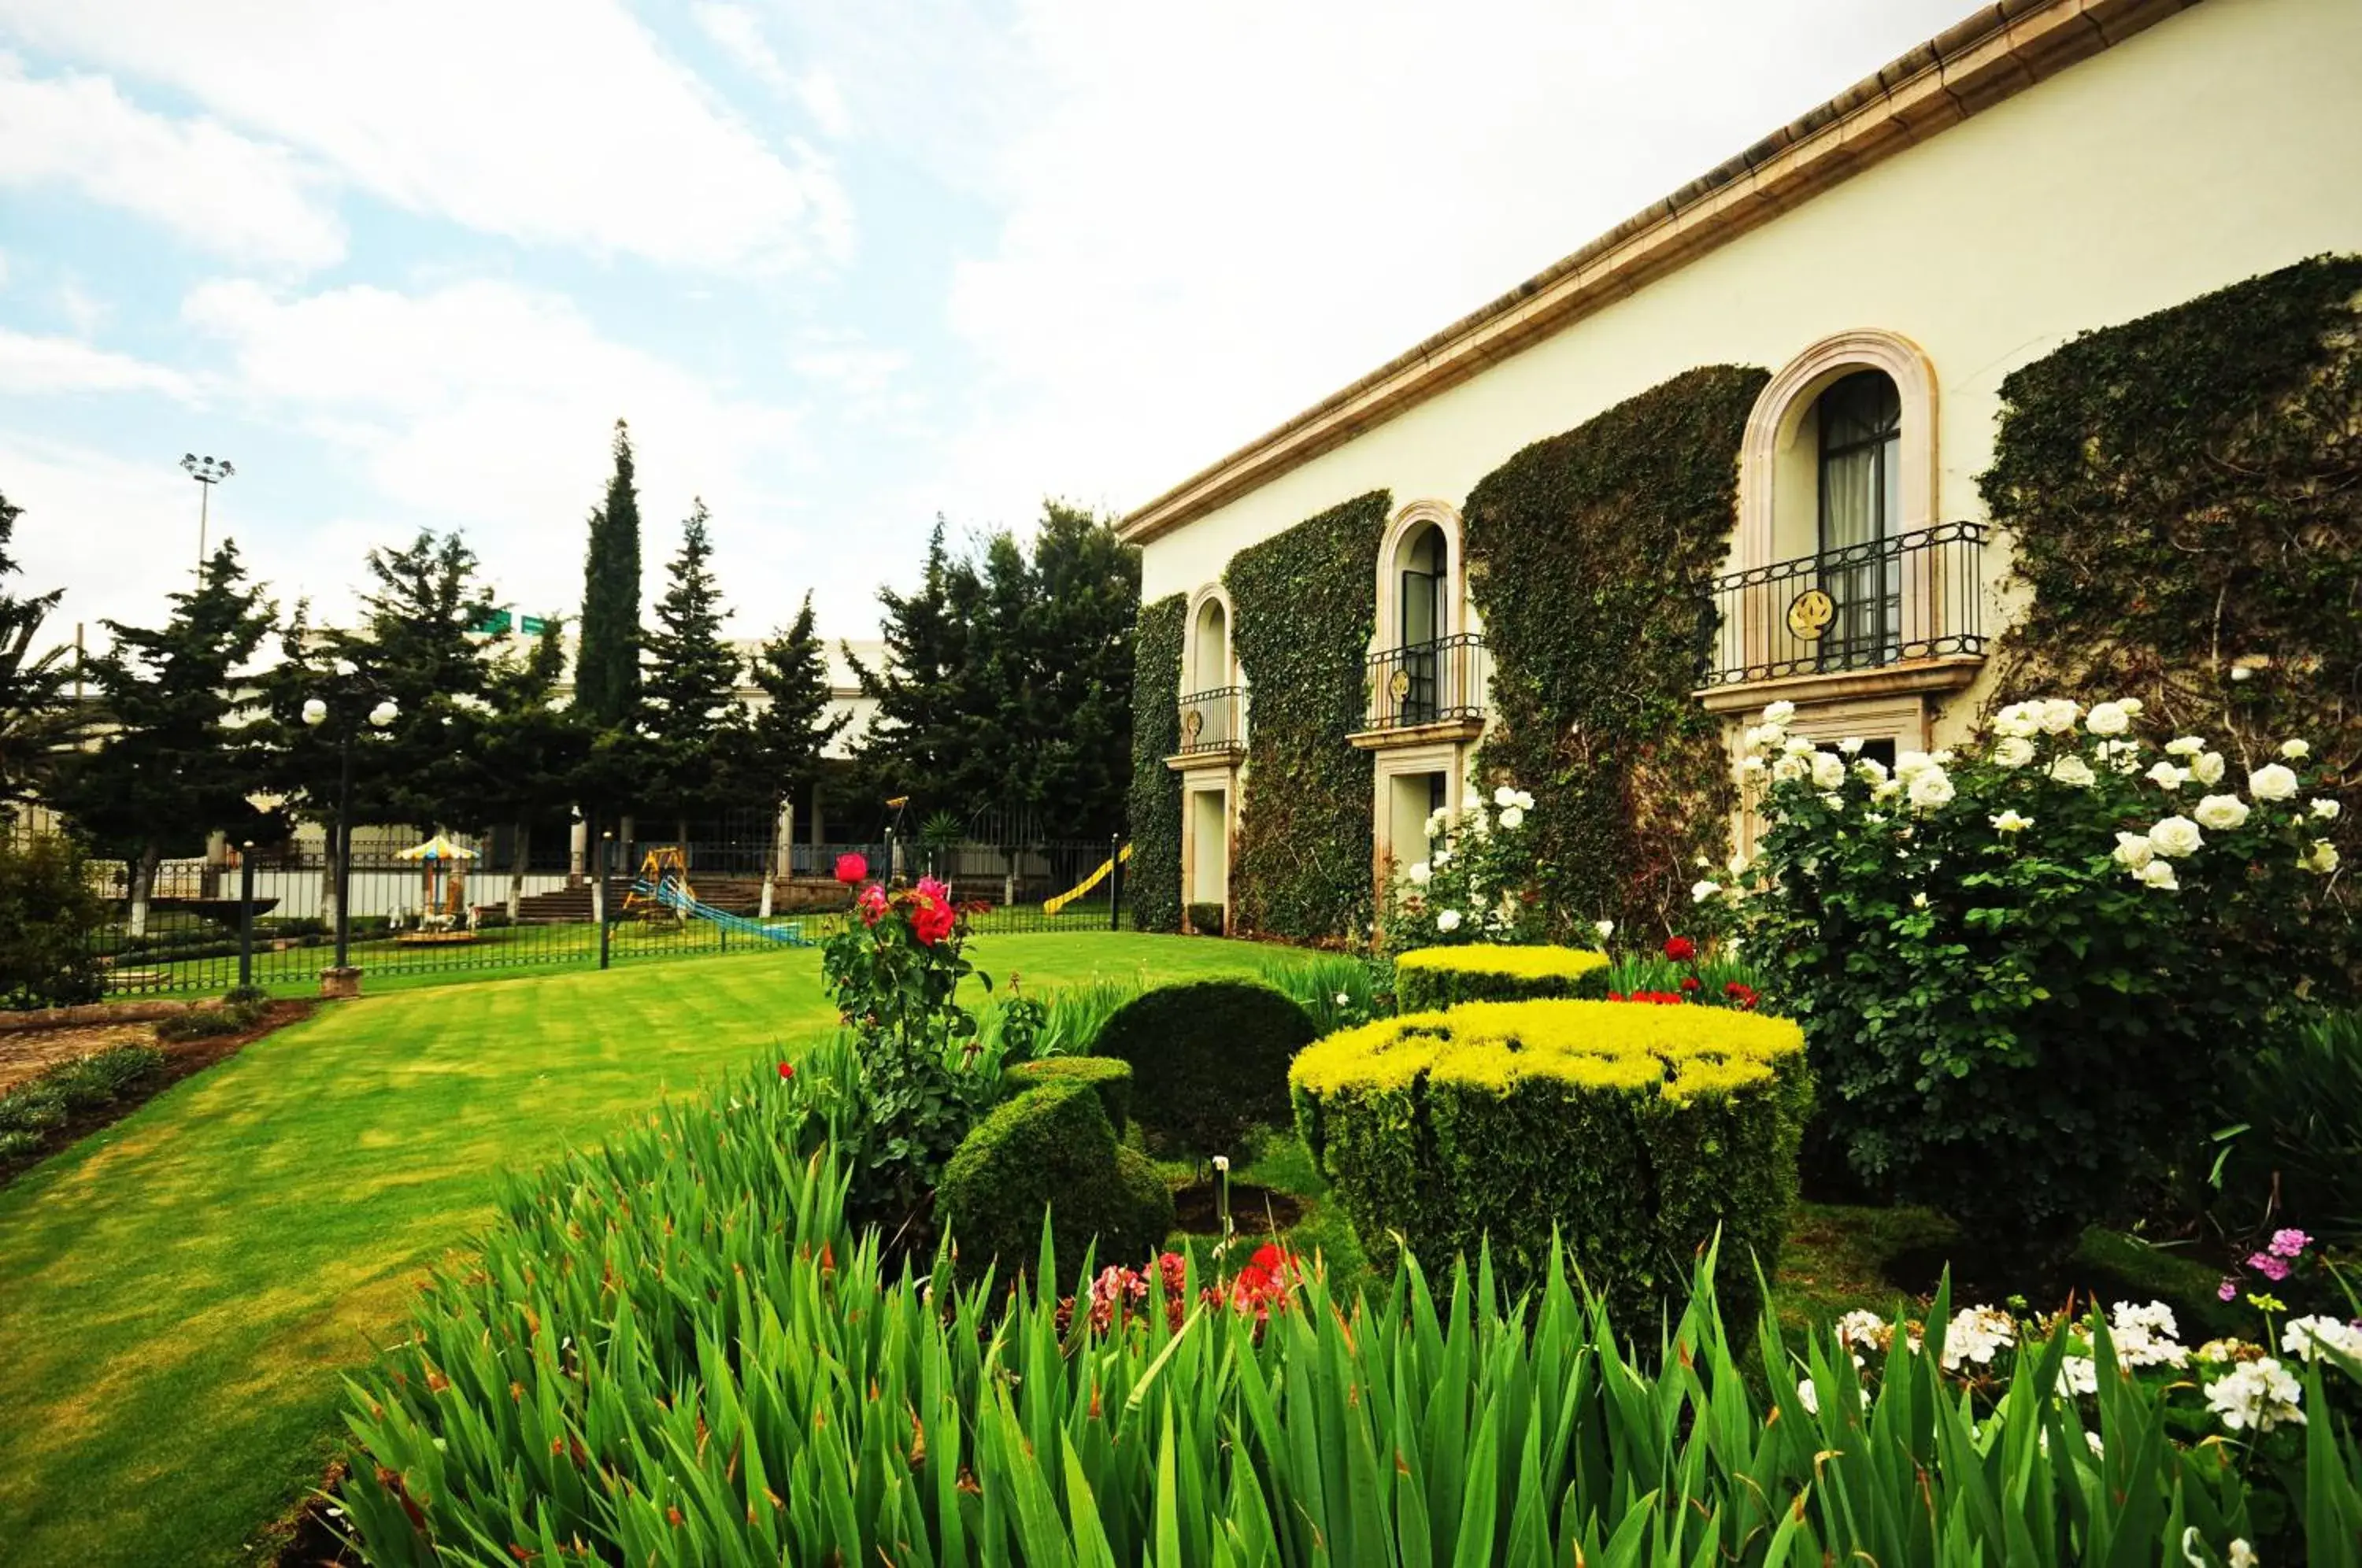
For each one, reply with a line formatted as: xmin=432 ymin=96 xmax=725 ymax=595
xmin=1980 ymin=253 xmax=2360 ymax=892
xmin=1125 ymin=594 xmax=1187 ymax=933
xmin=1226 ymin=491 xmax=1391 ymax=941
xmin=1465 ymin=364 xmax=1768 ymax=942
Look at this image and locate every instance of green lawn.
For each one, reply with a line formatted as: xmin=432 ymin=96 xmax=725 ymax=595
xmin=0 ymin=931 xmax=1309 ymax=1568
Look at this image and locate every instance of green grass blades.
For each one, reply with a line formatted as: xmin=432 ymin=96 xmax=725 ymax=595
xmin=340 ymin=1065 xmax=2362 ymax=1566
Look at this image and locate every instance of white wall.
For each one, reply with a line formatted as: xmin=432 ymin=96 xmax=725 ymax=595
xmin=1140 ymin=0 xmax=2362 ymax=631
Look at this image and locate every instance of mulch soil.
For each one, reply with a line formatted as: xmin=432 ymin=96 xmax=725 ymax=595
xmin=1172 ymin=1178 xmax=1305 ymax=1235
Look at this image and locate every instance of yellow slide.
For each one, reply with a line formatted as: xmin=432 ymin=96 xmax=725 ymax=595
xmin=1044 ymin=843 xmax=1133 ymax=916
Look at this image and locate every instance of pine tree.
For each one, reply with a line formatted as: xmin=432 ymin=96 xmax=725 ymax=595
xmin=845 ymin=519 xmax=975 ymax=827
xmin=641 ymin=499 xmax=745 ymax=840
xmin=743 ymin=591 xmax=847 ymax=834
xmin=575 ymin=419 xmax=643 ymax=729
xmin=0 ymin=486 xmax=82 ymax=812
xmin=472 ymin=617 xmax=589 ymax=915
xmin=56 ymin=542 xmax=280 ymax=934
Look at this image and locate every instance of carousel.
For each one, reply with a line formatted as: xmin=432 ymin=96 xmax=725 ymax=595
xmin=393 ymin=834 xmax=480 ymax=944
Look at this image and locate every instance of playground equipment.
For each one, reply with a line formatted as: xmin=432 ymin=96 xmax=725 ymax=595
xmin=395 ymin=834 xmax=479 ymax=944
xmin=627 ymin=846 xmax=812 ymax=947
xmin=1044 ymin=843 xmax=1131 ymax=917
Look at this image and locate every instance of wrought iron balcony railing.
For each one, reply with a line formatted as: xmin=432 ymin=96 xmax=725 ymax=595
xmin=1175 ymin=685 xmax=1245 ymax=756
xmin=1358 ymin=634 xmax=1489 ymax=734
xmin=1700 ymin=522 xmax=1986 ymax=688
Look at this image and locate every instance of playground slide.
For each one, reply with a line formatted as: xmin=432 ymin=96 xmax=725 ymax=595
xmin=1043 ymin=843 xmax=1132 ymax=917
xmin=633 ymin=878 xmax=813 ymax=946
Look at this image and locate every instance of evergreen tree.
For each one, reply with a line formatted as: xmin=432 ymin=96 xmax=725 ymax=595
xmin=743 ymin=591 xmax=847 ymax=834
xmin=0 ymin=486 xmax=83 ymax=812
xmin=1024 ymin=502 xmax=1141 ymax=835
xmin=574 ymin=420 xmax=643 ymax=728
xmin=845 ymin=519 xmax=975 ymax=827
xmin=472 ymin=618 xmax=590 ymax=915
xmin=56 ymin=542 xmax=280 ymax=934
xmin=641 ymin=499 xmax=746 ymax=839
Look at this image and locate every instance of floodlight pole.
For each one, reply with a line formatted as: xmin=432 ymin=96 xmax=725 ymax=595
xmin=180 ymin=454 xmax=235 ymax=575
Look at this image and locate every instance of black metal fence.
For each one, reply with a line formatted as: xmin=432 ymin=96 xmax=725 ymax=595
xmin=87 ymin=833 xmax=1133 ymax=997
xmin=1701 ymin=522 xmax=1986 ymax=688
xmin=1175 ymin=686 xmax=1246 ymax=756
xmin=1357 ymin=634 xmax=1489 ymax=734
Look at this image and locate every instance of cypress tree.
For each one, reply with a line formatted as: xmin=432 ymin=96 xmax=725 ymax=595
xmin=642 ymin=499 xmax=745 ymax=835
xmin=743 ymin=591 xmax=847 ymax=829
xmin=575 ymin=420 xmax=642 ymax=728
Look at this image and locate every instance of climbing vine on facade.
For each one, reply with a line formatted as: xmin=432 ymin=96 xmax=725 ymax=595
xmin=1126 ymin=594 xmax=1186 ymax=933
xmin=1464 ymin=364 xmax=1767 ymax=942
xmin=1226 ymin=492 xmax=1390 ymax=941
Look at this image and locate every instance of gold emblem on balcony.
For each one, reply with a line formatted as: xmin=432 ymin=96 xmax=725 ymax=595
xmin=1182 ymin=708 xmax=1204 ymax=742
xmin=1388 ymin=669 xmax=1412 ymax=701
xmin=1786 ymin=588 xmax=1835 ymax=642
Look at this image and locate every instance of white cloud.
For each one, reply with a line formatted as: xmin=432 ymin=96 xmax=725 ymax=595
xmin=0 ymin=434 xmax=208 ymax=644
xmin=790 ymin=330 xmax=910 ymax=399
xmin=694 ymin=2 xmax=792 ymax=94
xmin=0 ymin=1 xmax=852 ymax=274
xmin=0 ymin=52 xmax=343 ymax=270
xmin=0 ymin=327 xmax=197 ymax=400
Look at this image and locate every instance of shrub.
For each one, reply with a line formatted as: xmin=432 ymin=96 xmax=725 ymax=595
xmin=1291 ymin=997 xmax=1809 ymax=1326
xmin=0 ymin=834 xmax=107 ymax=1009
xmin=0 ymin=1043 xmax=168 ymax=1145
xmin=1093 ymin=979 xmax=1317 ymax=1159
xmin=1393 ymin=944 xmax=1609 ymax=1009
xmin=156 ymin=992 xmax=270 ymax=1041
xmin=1184 ymin=900 xmax=1224 ymax=934
xmin=337 ymin=1059 xmax=2362 ymax=1566
xmin=1004 ymin=1054 xmax=1134 ymax=1133
xmin=937 ymin=1078 xmax=1173 ymax=1284
xmin=1735 ymin=697 xmax=2343 ymax=1252
xmin=1383 ymin=781 xmax=1551 ymax=948
xmin=1127 ymin=593 xmax=1187 ymax=934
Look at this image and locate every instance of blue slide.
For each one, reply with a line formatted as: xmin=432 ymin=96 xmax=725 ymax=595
xmin=632 ymin=876 xmax=814 ymax=946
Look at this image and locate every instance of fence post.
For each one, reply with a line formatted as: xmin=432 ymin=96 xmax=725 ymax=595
xmin=596 ymin=830 xmax=613 ymax=971
xmin=238 ymin=841 xmax=255 ymax=990
xmin=1108 ymin=834 xmax=1122 ymax=932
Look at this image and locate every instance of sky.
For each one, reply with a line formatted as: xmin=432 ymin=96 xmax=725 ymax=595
xmin=0 ymin=0 xmax=1971 ymax=653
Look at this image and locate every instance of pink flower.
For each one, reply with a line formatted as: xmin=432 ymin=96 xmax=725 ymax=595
xmin=857 ymin=884 xmax=890 ymax=926
xmin=2247 ymin=1252 xmax=2292 ymax=1282
xmin=916 ymin=875 xmax=951 ymax=904
xmin=833 ymin=852 xmax=869 ymax=886
xmin=2269 ymin=1228 xmax=2312 ymax=1259
xmin=2219 ymin=1277 xmax=2240 ymax=1302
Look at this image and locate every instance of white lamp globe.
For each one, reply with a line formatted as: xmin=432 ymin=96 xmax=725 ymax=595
xmin=300 ymin=697 xmax=328 ymax=727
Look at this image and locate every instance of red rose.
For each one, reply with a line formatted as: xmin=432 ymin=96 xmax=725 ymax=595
xmin=1662 ymin=937 xmax=1696 ymax=962
xmin=833 ymin=852 xmax=868 ymax=886
xmin=776 ymin=1062 xmax=795 ymax=1081
xmin=1679 ymin=976 xmax=1700 ymax=993
xmin=1608 ymin=991 xmax=1627 ymax=1003
xmin=911 ymin=893 xmax=955 ymax=946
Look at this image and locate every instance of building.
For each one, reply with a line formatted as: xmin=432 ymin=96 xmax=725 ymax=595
xmin=1120 ymin=0 xmax=2362 ymax=939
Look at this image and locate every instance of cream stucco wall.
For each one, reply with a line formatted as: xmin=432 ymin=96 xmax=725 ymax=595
xmin=1141 ymin=0 xmax=2362 ymax=755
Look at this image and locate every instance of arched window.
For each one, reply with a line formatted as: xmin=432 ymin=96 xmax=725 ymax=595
xmin=1394 ymin=523 xmax=1446 ymax=722
xmin=1190 ymin=596 xmax=1230 ymax=692
xmin=1816 ymin=368 xmax=1902 ymax=669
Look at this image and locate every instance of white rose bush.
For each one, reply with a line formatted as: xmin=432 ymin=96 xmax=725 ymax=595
xmin=1734 ymin=697 xmax=2344 ymax=1252
xmin=1383 ymin=782 xmax=1552 ymax=948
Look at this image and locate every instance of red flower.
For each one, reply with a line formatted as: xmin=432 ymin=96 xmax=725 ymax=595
xmin=1607 ymin=991 xmax=1626 ymax=1002
xmin=1679 ymin=976 xmax=1701 ymax=993
xmin=911 ymin=893 xmax=956 ymax=947
xmin=833 ymin=852 xmax=869 ymax=886
xmin=1723 ymin=981 xmax=1759 ymax=1011
xmin=1663 ymin=937 xmax=1696 ymax=962
xmin=776 ymin=1062 xmax=795 ymax=1081
xmin=1251 ymin=1242 xmax=1286 ymax=1274
xmin=857 ymin=884 xmax=890 ymax=926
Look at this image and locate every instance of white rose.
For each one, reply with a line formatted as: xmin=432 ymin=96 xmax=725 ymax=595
xmin=1772 ymin=756 xmax=1807 ymax=784
xmin=2281 ymin=738 xmax=2310 ymax=760
xmin=2312 ymin=798 xmax=2342 ymax=820
xmin=1433 ymin=847 xmax=1453 ymax=867
xmin=2140 ymin=860 xmax=2181 ymax=891
xmin=2145 ymin=761 xmax=2190 ymax=791
xmin=2038 ymin=698 xmax=2081 ymax=735
xmin=2249 ymin=764 xmax=2300 ymax=802
xmin=1855 ymin=757 xmax=1890 ymax=785
xmin=2112 ymin=832 xmax=2154 ymax=871
xmin=1810 ymin=753 xmax=1847 ymax=790
xmin=1497 ymin=806 xmax=1525 ymax=830
xmin=1690 ymin=879 xmax=1720 ymax=903
xmin=1906 ymin=769 xmax=1956 ymax=812
xmin=1738 ymin=755 xmax=1768 ymax=777
xmin=2302 ymin=839 xmax=2341 ymax=875
xmin=2147 ymin=815 xmax=2205 ymax=858
xmin=1783 ymin=734 xmax=1818 ymax=758
xmin=1991 ymin=737 xmax=2035 ymax=769
xmin=1894 ymin=750 xmax=1934 ymax=780
xmin=2164 ymin=736 xmax=2206 ymax=757
xmin=2191 ymin=751 xmax=2226 ymax=786
xmin=1871 ymin=778 xmax=1901 ymax=802
xmin=2048 ymin=756 xmax=2097 ymax=789
xmin=1741 ymin=726 xmax=1766 ymax=753
xmin=1994 ymin=703 xmax=2039 ymax=739
xmin=2119 ymin=697 xmax=2145 ymax=716
xmin=1494 ymin=785 xmax=1519 ymax=808
xmin=1406 ymin=861 xmax=1432 ymax=886
xmin=1989 ymin=810 xmax=2033 ymax=834
xmin=2086 ymin=702 xmax=2131 ymax=737
xmin=1594 ymin=919 xmax=1614 ymax=940
xmin=1511 ymin=790 xmax=1535 ymax=812
xmin=1425 ymin=808 xmax=1450 ymax=835
xmin=1931 ymin=750 xmax=1956 ymax=767
xmin=1838 ymin=737 xmax=1864 ymax=755
xmin=1761 ymin=700 xmax=1796 ymax=725
xmin=1819 ymin=793 xmax=1843 ymax=810
xmin=2192 ymin=795 xmax=2250 ymax=832
xmin=1757 ymin=722 xmax=1787 ymax=749
xmin=1435 ymin=909 xmax=1463 ymax=933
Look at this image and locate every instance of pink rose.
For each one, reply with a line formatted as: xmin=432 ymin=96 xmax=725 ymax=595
xmin=2268 ymin=1228 xmax=2311 ymax=1259
xmin=857 ymin=884 xmax=889 ymax=926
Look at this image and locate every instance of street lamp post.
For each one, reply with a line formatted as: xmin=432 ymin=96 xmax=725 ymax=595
xmin=302 ymin=679 xmax=397 ymax=994
xmin=180 ymin=454 xmax=234 ymax=573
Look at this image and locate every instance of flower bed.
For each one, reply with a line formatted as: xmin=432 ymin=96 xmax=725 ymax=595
xmin=1289 ymin=997 xmax=1809 ymax=1323
xmin=1393 ymin=943 xmax=1609 ymax=1009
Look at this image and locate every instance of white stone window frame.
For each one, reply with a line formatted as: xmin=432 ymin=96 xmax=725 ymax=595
xmin=1182 ymin=582 xmax=1239 ymax=696
xmin=1372 ymin=499 xmax=1472 ymax=659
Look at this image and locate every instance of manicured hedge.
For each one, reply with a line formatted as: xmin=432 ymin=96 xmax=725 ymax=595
xmin=1004 ymin=1053 xmax=1134 ymax=1133
xmin=1094 ymin=978 xmax=1317 ymax=1159
xmin=1225 ymin=492 xmax=1389 ymax=940
xmin=1462 ymin=366 xmax=1763 ymax=943
xmin=937 ymin=1078 xmax=1172 ymax=1285
xmin=1126 ymin=594 xmax=1187 ymax=933
xmin=1394 ymin=945 xmax=1609 ymax=1010
xmin=1292 ymin=997 xmax=1809 ymax=1326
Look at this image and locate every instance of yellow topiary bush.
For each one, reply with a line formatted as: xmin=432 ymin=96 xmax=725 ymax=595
xmin=1392 ymin=945 xmax=1609 ymax=1010
xmin=1290 ymin=999 xmax=1810 ymax=1329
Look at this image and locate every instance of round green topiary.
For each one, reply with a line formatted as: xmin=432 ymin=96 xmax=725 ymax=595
xmin=1005 ymin=1055 xmax=1134 ymax=1134
xmin=938 ymin=1078 xmax=1175 ymax=1288
xmin=1290 ymin=998 xmax=1810 ymax=1333
xmin=1393 ymin=945 xmax=1609 ymax=1011
xmin=1092 ymin=979 xmax=1318 ymax=1159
